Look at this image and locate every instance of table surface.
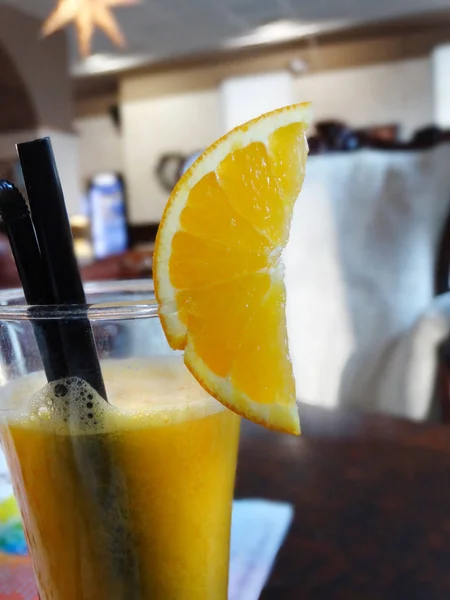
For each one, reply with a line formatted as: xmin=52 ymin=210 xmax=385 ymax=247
xmin=236 ymin=403 xmax=450 ymax=599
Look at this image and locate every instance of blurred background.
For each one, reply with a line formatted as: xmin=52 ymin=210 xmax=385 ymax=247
xmin=3 ymin=5 xmax=450 ymax=593
xmin=0 ymin=0 xmax=449 ymax=269
xmin=3 ymin=0 xmax=450 ymax=418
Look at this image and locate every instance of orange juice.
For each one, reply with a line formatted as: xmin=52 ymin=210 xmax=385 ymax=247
xmin=0 ymin=357 xmax=240 ymax=599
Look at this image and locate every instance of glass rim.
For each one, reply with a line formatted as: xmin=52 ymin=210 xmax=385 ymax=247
xmin=0 ymin=279 xmax=159 ymax=321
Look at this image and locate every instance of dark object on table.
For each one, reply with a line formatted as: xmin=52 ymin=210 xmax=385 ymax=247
xmin=307 ymin=121 xmax=450 ymax=154
xmin=411 ymin=125 xmax=444 ymax=149
xmin=237 ymin=404 xmax=450 ymax=599
xmin=359 ymin=123 xmax=399 ymax=142
xmin=308 ymin=120 xmax=402 ymax=154
xmin=313 ymin=121 xmax=367 ymax=153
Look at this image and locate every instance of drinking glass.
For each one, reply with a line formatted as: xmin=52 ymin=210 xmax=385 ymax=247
xmin=0 ymin=280 xmax=240 ymax=599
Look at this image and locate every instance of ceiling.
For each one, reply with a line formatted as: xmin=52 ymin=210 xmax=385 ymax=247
xmin=3 ymin=0 xmax=450 ymax=77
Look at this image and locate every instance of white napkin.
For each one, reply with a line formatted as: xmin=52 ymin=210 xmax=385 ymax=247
xmin=229 ymin=499 xmax=294 ymax=600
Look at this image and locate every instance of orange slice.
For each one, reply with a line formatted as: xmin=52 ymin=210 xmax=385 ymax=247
xmin=154 ymin=103 xmax=311 ymax=434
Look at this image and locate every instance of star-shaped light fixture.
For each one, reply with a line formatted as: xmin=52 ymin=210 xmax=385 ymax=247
xmin=42 ymin=0 xmax=138 ymax=58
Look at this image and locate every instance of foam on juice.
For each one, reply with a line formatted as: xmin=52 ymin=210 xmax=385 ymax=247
xmin=1 ymin=356 xmax=225 ymax=434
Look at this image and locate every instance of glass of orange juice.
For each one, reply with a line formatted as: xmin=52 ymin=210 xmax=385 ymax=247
xmin=0 ymin=280 xmax=240 ymax=599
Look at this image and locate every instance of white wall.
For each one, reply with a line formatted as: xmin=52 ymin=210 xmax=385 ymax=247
xmin=0 ymin=129 xmax=39 ymax=160
xmin=0 ymin=128 xmax=81 ymax=216
xmin=220 ymin=71 xmax=293 ymax=132
xmin=121 ymin=84 xmax=221 ymax=223
xmin=75 ymin=57 xmax=433 ymax=224
xmin=432 ymin=45 xmax=450 ymax=128
xmin=39 ymin=128 xmax=81 ymax=217
xmin=294 ymin=58 xmax=433 ymax=140
xmin=75 ymin=114 xmax=123 ymax=188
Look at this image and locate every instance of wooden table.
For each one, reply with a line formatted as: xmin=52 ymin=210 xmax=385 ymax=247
xmin=236 ymin=403 xmax=450 ymax=599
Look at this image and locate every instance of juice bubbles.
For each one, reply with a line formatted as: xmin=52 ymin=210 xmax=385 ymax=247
xmin=0 ymin=357 xmax=240 ymax=599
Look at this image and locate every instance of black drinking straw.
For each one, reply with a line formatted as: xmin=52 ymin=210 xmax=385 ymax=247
xmin=17 ymin=138 xmax=107 ymax=400
xmin=0 ymin=181 xmax=68 ymax=382
xmin=11 ymin=139 xmax=139 ymax=592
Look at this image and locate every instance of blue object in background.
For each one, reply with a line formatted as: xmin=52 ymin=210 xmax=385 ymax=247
xmin=87 ymin=172 xmax=128 ymax=260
